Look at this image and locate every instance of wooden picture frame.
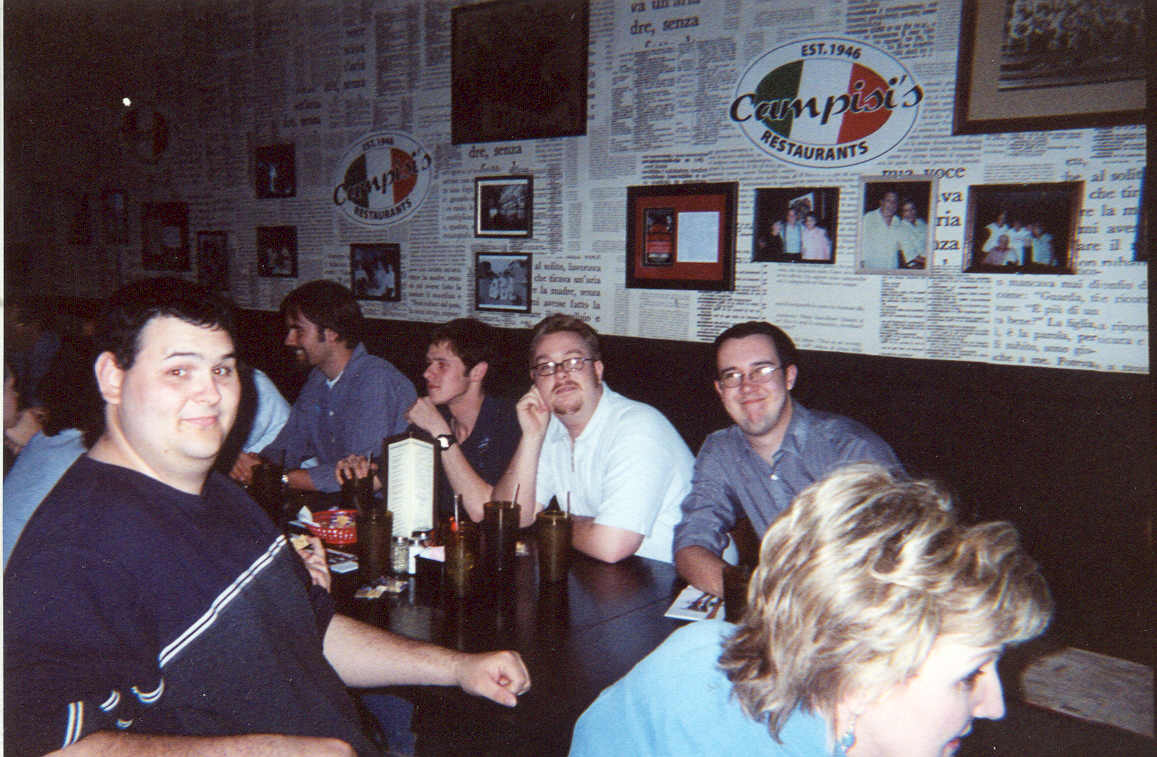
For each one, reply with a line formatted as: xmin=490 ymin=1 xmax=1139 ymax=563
xmin=963 ymin=182 xmax=1082 ymax=274
xmin=475 ymin=175 xmax=533 ymax=237
xmin=475 ymin=252 xmax=532 ymax=313
xmin=626 ymin=182 xmax=737 ymax=291
xmin=953 ymin=0 xmax=1145 ymax=134
xmin=351 ymin=243 xmax=401 ymax=301
xmin=256 ymin=225 xmax=297 ymax=278
xmin=451 ymin=0 xmax=588 ymax=144
xmin=856 ymin=177 xmax=936 ymax=274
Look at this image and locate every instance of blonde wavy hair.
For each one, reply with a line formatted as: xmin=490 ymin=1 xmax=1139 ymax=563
xmin=718 ymin=464 xmax=1053 ymax=740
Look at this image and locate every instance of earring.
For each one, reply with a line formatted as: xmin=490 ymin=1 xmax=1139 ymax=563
xmin=837 ymin=713 xmax=858 ymax=754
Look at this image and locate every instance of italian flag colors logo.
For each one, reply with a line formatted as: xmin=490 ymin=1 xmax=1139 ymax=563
xmin=332 ymin=131 xmax=433 ymax=227
xmin=731 ymin=38 xmax=923 ymax=169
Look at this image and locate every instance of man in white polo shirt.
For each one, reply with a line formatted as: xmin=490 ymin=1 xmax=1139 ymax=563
xmin=494 ymin=314 xmax=693 ymax=563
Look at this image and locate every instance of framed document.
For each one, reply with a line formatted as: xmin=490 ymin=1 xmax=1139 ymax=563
xmin=626 ymin=182 xmax=737 ymax=291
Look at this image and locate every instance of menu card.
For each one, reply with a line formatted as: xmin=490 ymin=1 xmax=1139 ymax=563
xmin=664 ymin=585 xmax=724 ymax=621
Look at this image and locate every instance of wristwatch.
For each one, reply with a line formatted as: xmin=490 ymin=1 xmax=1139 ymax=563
xmin=435 ymin=433 xmax=456 ymax=451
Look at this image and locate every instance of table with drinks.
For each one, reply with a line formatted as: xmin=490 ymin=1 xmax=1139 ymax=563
xmin=248 ymin=464 xmax=1155 ymax=756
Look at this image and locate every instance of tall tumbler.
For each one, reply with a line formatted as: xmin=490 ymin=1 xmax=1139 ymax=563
xmin=358 ymin=508 xmax=393 ymax=584
xmin=536 ymin=509 xmax=572 ymax=583
xmin=481 ymin=500 xmax=520 ymax=577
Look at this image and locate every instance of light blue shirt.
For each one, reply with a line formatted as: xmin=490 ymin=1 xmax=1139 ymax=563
xmin=243 ymin=369 xmax=291 ymax=453
xmin=571 ymin=620 xmax=838 ymax=756
xmin=3 ymin=429 xmax=86 ymax=566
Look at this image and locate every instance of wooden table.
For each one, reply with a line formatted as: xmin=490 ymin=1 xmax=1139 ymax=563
xmin=332 ymin=543 xmax=1156 ymax=757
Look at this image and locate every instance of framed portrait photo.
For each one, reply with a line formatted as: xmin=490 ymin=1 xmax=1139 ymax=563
xmin=196 ymin=231 xmax=229 ymax=290
xmin=475 ymin=175 xmax=533 ymax=237
xmin=351 ymin=243 xmax=401 ymax=301
xmin=626 ymin=182 xmax=737 ymax=291
xmin=255 ymin=143 xmax=297 ymax=199
xmin=256 ymin=225 xmax=297 ymax=278
xmin=953 ymin=0 xmax=1145 ymax=134
xmin=857 ymin=177 xmax=936 ymax=274
xmin=141 ymin=202 xmax=190 ymax=271
xmin=963 ymin=182 xmax=1082 ymax=274
xmin=475 ymin=251 xmax=532 ymax=313
xmin=752 ymin=187 xmax=840 ymax=264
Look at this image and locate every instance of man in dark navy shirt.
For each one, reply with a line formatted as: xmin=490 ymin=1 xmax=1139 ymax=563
xmin=404 ymin=318 xmax=520 ymax=523
xmin=4 ymin=278 xmax=529 ymax=756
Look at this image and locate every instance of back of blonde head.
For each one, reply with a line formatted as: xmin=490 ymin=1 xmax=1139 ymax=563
xmin=719 ymin=464 xmax=1052 ymax=740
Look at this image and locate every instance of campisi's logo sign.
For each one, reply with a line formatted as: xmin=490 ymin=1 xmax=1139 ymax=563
xmin=332 ymin=131 xmax=433 ymax=226
xmin=730 ymin=38 xmax=923 ymax=169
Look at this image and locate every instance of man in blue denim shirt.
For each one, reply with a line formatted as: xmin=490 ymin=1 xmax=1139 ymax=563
xmin=673 ymin=321 xmax=900 ymax=596
xmin=234 ymin=280 xmax=416 ymax=493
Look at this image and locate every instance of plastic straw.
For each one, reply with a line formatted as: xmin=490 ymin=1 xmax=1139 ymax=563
xmin=513 ymin=484 xmax=521 ymax=506
xmin=566 ymin=491 xmax=571 ymax=517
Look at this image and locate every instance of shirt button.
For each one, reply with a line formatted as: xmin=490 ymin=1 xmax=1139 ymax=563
xmin=770 ymin=474 xmax=779 ymax=481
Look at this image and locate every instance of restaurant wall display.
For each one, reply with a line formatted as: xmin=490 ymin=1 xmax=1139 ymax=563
xmin=140 ymin=202 xmax=189 ymax=272
xmin=351 ymin=243 xmax=401 ymax=301
xmin=475 ymin=252 xmax=532 ymax=313
xmin=254 ymin=143 xmax=296 ymax=199
xmin=752 ymin=187 xmax=840 ymax=265
xmin=451 ymin=0 xmax=588 ymax=144
xmin=856 ymin=177 xmax=936 ymax=274
xmin=256 ymin=225 xmax=297 ymax=278
xmin=953 ymin=0 xmax=1146 ymax=134
xmin=963 ymin=182 xmax=1082 ymax=275
xmin=626 ymin=183 xmax=737 ymax=291
xmin=475 ymin=175 xmax=533 ymax=238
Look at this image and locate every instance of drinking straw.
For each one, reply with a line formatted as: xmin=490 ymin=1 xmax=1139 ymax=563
xmin=566 ymin=491 xmax=571 ymax=517
xmin=513 ymin=484 xmax=521 ymax=506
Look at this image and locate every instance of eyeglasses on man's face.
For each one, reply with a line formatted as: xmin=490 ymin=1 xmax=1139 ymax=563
xmin=532 ymin=356 xmax=595 ymax=378
xmin=717 ymin=363 xmax=780 ymax=388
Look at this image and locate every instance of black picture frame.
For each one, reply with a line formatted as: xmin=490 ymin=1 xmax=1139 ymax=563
xmin=963 ymin=182 xmax=1082 ymax=274
xmin=953 ymin=0 xmax=1145 ymax=134
xmin=475 ymin=175 xmax=533 ymax=238
xmin=351 ymin=243 xmax=401 ymax=301
xmin=255 ymin=143 xmax=297 ymax=199
xmin=141 ymin=202 xmax=190 ymax=271
xmin=626 ymin=182 xmax=737 ymax=291
xmin=451 ymin=0 xmax=588 ymax=144
xmin=256 ymin=225 xmax=297 ymax=278
xmin=475 ymin=252 xmax=532 ymax=313
xmin=752 ymin=187 xmax=840 ymax=264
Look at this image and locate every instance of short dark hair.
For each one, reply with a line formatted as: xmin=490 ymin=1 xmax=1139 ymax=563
xmin=279 ymin=280 xmax=362 ymax=348
xmin=38 ymin=343 xmax=104 ymax=446
xmin=429 ymin=318 xmax=498 ymax=374
xmin=713 ymin=321 xmax=798 ymax=372
xmin=529 ymin=314 xmax=600 ymax=367
xmin=97 ymin=278 xmax=237 ymax=371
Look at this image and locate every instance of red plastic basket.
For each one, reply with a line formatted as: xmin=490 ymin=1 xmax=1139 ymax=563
xmin=307 ymin=509 xmax=358 ymax=546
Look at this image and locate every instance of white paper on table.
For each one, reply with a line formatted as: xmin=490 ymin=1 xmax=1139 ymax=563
xmin=664 ymin=585 xmax=723 ymax=621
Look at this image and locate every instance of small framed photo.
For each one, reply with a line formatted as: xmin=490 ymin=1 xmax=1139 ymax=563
xmin=752 ymin=187 xmax=840 ymax=264
xmin=963 ymin=182 xmax=1082 ymax=274
xmin=475 ymin=175 xmax=533 ymax=237
xmin=197 ymin=231 xmax=229 ymax=290
xmin=256 ymin=225 xmax=297 ymax=278
xmin=953 ymin=0 xmax=1144 ymax=134
xmin=626 ymin=182 xmax=737 ymax=291
xmin=255 ymin=143 xmax=296 ymax=198
xmin=351 ymin=243 xmax=401 ymax=301
xmin=857 ymin=178 xmax=936 ymax=273
xmin=475 ymin=252 xmax=532 ymax=313
xmin=141 ymin=202 xmax=190 ymax=271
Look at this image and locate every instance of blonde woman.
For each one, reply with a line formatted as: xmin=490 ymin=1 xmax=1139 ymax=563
xmin=571 ymin=464 xmax=1052 ymax=756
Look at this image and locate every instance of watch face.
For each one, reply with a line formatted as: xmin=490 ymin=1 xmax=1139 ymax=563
xmin=437 ymin=434 xmax=452 ymax=450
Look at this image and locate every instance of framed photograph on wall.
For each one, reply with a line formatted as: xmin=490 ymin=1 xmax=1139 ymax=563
xmin=963 ymin=182 xmax=1082 ymax=274
xmin=451 ymin=0 xmax=588 ymax=144
xmin=626 ymin=182 xmax=737 ymax=291
xmin=857 ymin=177 xmax=936 ymax=273
xmin=141 ymin=202 xmax=190 ymax=271
xmin=475 ymin=175 xmax=533 ymax=237
xmin=475 ymin=252 xmax=532 ymax=313
xmin=953 ymin=0 xmax=1145 ymax=134
xmin=256 ymin=225 xmax=297 ymax=278
xmin=255 ymin=143 xmax=296 ymax=198
xmin=351 ymin=243 xmax=401 ymax=301
xmin=752 ymin=187 xmax=840 ymax=264
xmin=196 ymin=231 xmax=229 ymax=290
